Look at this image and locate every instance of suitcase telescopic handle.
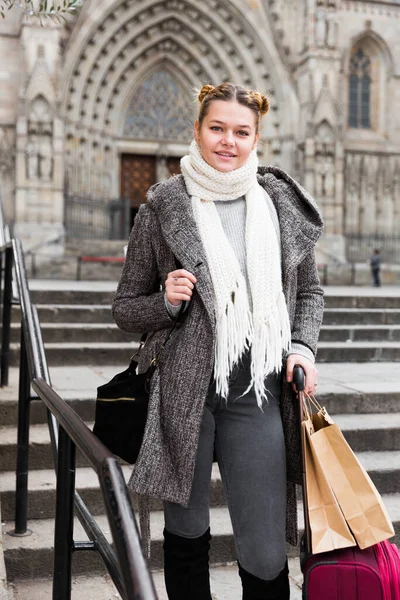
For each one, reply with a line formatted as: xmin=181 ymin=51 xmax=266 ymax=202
xmin=292 ymin=364 xmax=312 ymax=554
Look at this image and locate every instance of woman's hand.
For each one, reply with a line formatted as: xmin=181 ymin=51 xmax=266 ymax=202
xmin=165 ymin=269 xmax=197 ymax=306
xmin=286 ymin=353 xmax=318 ymax=396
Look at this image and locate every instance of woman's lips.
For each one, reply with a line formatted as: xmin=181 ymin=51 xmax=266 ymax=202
xmin=215 ymin=152 xmax=236 ymax=159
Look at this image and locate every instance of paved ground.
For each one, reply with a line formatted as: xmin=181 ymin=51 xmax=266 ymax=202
xmin=7 ymin=560 xmax=303 ymax=599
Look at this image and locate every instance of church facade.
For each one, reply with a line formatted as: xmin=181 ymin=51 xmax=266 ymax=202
xmin=0 ymin=0 xmax=399 ymax=263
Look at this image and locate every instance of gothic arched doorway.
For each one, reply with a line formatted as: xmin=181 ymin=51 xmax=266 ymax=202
xmin=120 ymin=69 xmax=194 ymax=226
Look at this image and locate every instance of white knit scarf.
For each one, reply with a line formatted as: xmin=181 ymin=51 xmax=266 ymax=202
xmin=181 ymin=141 xmax=291 ymax=407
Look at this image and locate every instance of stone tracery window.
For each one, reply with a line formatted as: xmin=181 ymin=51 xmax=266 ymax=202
xmin=348 ymin=48 xmax=371 ymax=129
xmin=123 ymin=70 xmax=194 ymax=142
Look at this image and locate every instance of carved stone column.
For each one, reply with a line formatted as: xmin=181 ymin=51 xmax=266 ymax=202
xmin=14 ymin=23 xmax=65 ymax=255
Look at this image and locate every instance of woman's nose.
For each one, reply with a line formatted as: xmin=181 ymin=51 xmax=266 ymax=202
xmin=222 ymin=131 xmax=234 ymax=145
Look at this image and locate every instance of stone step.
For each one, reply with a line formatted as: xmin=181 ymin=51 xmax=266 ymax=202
xmin=0 ymin=464 xmax=225 ymax=521
xmin=0 ymin=397 xmax=98 ymax=427
xmin=11 ymin=305 xmax=400 ymax=328
xmin=8 ymin=340 xmax=400 ymax=367
xmin=11 ymin=304 xmax=114 ymax=324
xmin=317 ymin=342 xmax=400 ymax=362
xmin=1 ymin=448 xmax=399 ymax=522
xmin=320 ymin=391 xmax=400 ymax=415
xmin=7 ymin=323 xmax=400 ymax=345
xmin=3 ymin=495 xmax=400 ymax=580
xmin=324 ymin=296 xmax=400 ymax=309
xmin=30 ymin=289 xmax=115 ymax=306
xmin=9 ymin=342 xmax=139 ymax=367
xmin=319 ymin=325 xmax=400 ymax=342
xmin=323 ymin=308 xmax=400 ymax=326
xmin=6 ymin=560 xmax=305 ymax=600
xmin=1 ymin=414 xmax=399 ymax=470
xmin=2 ymin=387 xmax=400 ymax=428
xmin=27 ymin=288 xmax=400 ymax=310
xmin=3 ymin=323 xmax=138 ymax=344
xmin=333 ymin=413 xmax=400 ymax=451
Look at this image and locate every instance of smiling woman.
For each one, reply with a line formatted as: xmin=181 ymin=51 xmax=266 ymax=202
xmin=112 ymin=81 xmax=324 ymax=600
xmin=194 ymin=100 xmax=260 ymax=172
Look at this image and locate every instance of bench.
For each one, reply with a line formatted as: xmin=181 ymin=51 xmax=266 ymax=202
xmin=76 ymin=255 xmax=125 ymax=280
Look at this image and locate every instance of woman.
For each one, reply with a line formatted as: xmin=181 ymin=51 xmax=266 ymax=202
xmin=113 ymin=82 xmax=324 ymax=600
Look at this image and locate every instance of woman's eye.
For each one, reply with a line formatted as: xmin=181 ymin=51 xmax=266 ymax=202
xmin=238 ymin=130 xmax=249 ymax=136
xmin=211 ymin=126 xmax=222 ymax=131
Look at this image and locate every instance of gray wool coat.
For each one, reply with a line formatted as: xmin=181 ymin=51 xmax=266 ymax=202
xmin=112 ymin=166 xmax=324 ymax=547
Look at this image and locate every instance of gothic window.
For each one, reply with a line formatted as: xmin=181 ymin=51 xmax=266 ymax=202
xmin=348 ymin=48 xmax=371 ymax=129
xmin=123 ymin=71 xmax=194 ymax=142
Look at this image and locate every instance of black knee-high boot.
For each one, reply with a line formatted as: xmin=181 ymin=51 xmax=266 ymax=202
xmin=238 ymin=560 xmax=290 ymax=600
xmin=163 ymin=528 xmax=212 ymax=600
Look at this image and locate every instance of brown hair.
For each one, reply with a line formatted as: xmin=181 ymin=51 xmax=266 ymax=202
xmin=196 ymin=82 xmax=270 ymax=133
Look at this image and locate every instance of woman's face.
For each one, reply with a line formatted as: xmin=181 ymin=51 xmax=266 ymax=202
xmin=194 ymin=100 xmax=260 ymax=173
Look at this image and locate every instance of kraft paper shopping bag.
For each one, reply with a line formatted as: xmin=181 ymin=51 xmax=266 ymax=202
xmin=302 ymin=418 xmax=356 ymax=554
xmin=307 ymin=400 xmax=394 ymax=550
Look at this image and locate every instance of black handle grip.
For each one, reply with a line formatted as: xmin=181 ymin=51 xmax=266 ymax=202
xmin=293 ymin=365 xmax=305 ymax=392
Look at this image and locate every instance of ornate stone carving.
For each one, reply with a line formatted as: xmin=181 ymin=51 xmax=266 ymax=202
xmin=26 ymin=95 xmax=54 ymax=181
xmin=65 ymin=0 xmax=279 ymax=131
xmin=345 ymin=153 xmax=400 ymax=236
xmin=123 ymin=70 xmax=194 ymax=142
xmin=0 ymin=127 xmax=15 ymax=176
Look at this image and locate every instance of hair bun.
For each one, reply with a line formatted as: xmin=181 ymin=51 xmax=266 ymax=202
xmin=260 ymin=95 xmax=270 ymax=115
xmin=198 ymin=84 xmax=215 ymax=103
xmin=250 ymin=91 xmax=270 ymax=115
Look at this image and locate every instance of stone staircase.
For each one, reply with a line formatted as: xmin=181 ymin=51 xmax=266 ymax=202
xmin=1 ymin=287 xmax=400 ymax=598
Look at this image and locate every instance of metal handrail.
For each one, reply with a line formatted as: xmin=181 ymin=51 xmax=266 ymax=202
xmin=0 ymin=198 xmax=157 ymax=599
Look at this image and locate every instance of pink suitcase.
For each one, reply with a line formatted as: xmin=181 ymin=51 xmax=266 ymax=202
xmin=302 ymin=540 xmax=400 ymax=599
xmin=293 ymin=366 xmax=400 ymax=600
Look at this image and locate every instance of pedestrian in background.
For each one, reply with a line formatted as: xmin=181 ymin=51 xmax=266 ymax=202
xmin=112 ymin=82 xmax=324 ymax=599
xmin=370 ymin=248 xmax=381 ymax=287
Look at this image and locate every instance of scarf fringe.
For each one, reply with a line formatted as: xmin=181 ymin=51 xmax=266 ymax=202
xmin=182 ymin=141 xmax=291 ymax=405
xmin=214 ymin=283 xmax=253 ymax=398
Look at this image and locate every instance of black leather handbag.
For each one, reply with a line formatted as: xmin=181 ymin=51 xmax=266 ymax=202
xmin=93 ymin=317 xmax=181 ymax=464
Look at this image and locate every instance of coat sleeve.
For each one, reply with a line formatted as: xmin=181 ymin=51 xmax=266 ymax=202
xmin=290 ymin=249 xmax=324 ymax=357
xmin=112 ymin=204 xmax=174 ymax=334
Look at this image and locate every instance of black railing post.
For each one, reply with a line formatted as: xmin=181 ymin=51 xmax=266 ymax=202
xmin=1 ymin=245 xmax=13 ymax=387
xmin=0 ymin=249 xmax=3 ymax=335
xmin=12 ymin=330 xmax=32 ymax=536
xmin=53 ymin=426 xmax=76 ymax=600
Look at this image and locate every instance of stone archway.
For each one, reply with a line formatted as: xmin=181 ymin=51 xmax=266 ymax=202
xmin=61 ymin=0 xmax=298 ymax=200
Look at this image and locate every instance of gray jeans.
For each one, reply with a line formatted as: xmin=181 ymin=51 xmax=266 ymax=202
xmin=163 ymin=353 xmax=287 ymax=581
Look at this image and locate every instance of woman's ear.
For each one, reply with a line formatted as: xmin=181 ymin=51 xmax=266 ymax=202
xmin=253 ymin=132 xmax=260 ymax=149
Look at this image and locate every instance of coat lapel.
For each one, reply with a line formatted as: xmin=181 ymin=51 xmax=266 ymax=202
xmin=257 ymin=169 xmax=323 ymax=288
xmin=147 ymin=176 xmax=216 ymax=327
